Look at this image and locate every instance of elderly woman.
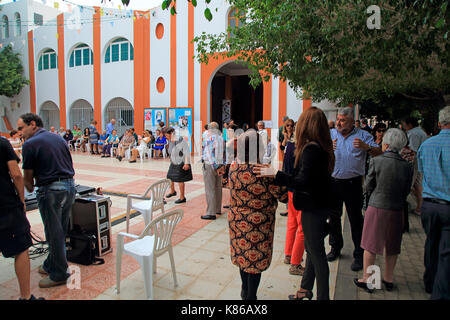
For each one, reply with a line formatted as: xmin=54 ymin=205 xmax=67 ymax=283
xmin=128 ymin=130 xmax=152 ymax=163
xmin=116 ymin=129 xmax=135 ymax=161
xmin=164 ymin=127 xmax=192 ymax=204
xmin=354 ymin=128 xmax=413 ymax=293
xmin=226 ymin=129 xmax=287 ymax=300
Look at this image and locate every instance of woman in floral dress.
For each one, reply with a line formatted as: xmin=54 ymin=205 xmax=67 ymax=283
xmin=226 ymin=130 xmax=287 ymax=300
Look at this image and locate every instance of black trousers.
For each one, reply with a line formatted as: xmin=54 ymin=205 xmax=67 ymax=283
xmin=421 ymin=200 xmax=450 ymax=300
xmin=239 ymin=269 xmax=261 ymax=300
xmin=328 ymin=176 xmax=364 ymax=259
xmin=301 ymin=208 xmax=330 ymax=300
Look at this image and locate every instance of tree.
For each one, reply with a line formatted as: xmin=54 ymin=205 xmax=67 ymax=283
xmin=122 ymin=0 xmax=450 ymax=130
xmin=0 ymin=44 xmax=29 ymax=97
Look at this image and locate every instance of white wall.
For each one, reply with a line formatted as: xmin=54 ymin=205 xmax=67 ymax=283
xmin=149 ymin=6 xmax=170 ymax=107
xmin=286 ymin=86 xmax=302 ymax=123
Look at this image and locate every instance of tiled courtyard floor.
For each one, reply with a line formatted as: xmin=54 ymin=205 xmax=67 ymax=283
xmin=0 ymin=151 xmax=431 ymax=300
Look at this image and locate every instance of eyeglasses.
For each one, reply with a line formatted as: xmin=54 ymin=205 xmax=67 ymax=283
xmin=285 ymin=125 xmax=293 ymax=128
xmin=377 ymin=129 xmax=386 ymax=133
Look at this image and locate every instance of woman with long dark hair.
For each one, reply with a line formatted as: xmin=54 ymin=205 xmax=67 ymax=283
xmin=255 ymin=107 xmax=335 ymax=300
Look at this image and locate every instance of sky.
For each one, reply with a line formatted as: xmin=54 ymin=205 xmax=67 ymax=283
xmin=0 ymin=0 xmax=164 ymax=11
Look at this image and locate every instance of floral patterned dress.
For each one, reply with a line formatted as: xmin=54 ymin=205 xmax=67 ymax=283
xmin=227 ymin=164 xmax=288 ymax=274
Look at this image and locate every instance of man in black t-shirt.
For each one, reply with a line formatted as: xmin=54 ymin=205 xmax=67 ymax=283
xmin=0 ymin=137 xmax=43 ymax=300
xmin=18 ymin=113 xmax=76 ymax=289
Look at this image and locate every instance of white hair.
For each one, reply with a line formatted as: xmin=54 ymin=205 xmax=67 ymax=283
xmin=382 ymin=128 xmax=408 ymax=152
xmin=338 ymin=107 xmax=354 ymax=119
xmin=439 ymin=105 xmax=450 ymax=126
xmin=208 ymin=122 xmax=219 ymax=130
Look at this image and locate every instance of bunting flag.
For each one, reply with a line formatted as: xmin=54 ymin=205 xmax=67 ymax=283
xmin=67 ymin=4 xmax=72 ymax=13
xmin=54 ymin=2 xmax=59 ymax=9
xmin=56 ymin=33 xmax=59 ymax=39
xmin=100 ymin=8 xmax=104 ymax=16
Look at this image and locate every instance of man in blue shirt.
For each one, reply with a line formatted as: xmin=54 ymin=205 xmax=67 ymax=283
xmin=327 ymin=107 xmax=382 ymax=272
xmin=106 ymin=118 xmax=116 ymax=135
xmin=417 ymin=106 xmax=450 ymax=300
xmin=18 ymin=113 xmax=76 ymax=289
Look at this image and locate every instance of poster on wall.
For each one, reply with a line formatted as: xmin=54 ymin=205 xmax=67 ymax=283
xmin=144 ymin=108 xmax=167 ymax=133
xmin=168 ymin=107 xmax=193 ymax=152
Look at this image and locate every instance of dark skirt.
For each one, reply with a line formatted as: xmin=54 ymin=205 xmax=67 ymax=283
xmin=167 ymin=163 xmax=193 ymax=183
xmin=361 ymin=206 xmax=404 ymax=256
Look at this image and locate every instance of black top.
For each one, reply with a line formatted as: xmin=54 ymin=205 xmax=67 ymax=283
xmin=282 ymin=141 xmax=296 ymax=192
xmin=275 ymin=143 xmax=334 ymax=210
xmin=0 ymin=137 xmax=23 ymax=208
xmin=22 ymin=128 xmax=75 ymax=187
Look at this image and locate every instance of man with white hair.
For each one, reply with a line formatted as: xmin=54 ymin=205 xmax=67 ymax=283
xmin=417 ymin=105 xmax=450 ymax=300
xmin=327 ymin=107 xmax=382 ymax=272
xmin=201 ymin=122 xmax=224 ymax=220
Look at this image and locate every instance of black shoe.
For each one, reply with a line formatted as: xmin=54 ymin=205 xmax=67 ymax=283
xmin=166 ymin=192 xmax=177 ymax=198
xmin=288 ymin=289 xmax=313 ymax=300
xmin=280 ymin=212 xmax=288 ymax=217
xmin=223 ymin=205 xmax=230 ymax=209
xmin=326 ymin=250 xmax=341 ymax=262
xmin=174 ymin=198 xmax=186 ymax=204
xmin=351 ymin=258 xmax=363 ymax=272
xmin=382 ymin=280 xmax=394 ymax=291
xmin=216 ymin=212 xmax=222 ymax=215
xmin=353 ymin=278 xmax=374 ymax=293
xmin=117 ymin=156 xmax=122 ymax=161
xmin=201 ymin=215 xmax=216 ymax=220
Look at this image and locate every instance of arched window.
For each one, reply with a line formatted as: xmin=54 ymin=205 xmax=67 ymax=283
xmin=2 ymin=16 xmax=9 ymax=39
xmin=69 ymin=44 xmax=93 ymax=68
xmin=38 ymin=49 xmax=57 ymax=71
xmin=15 ymin=13 xmax=21 ymax=37
xmin=104 ymin=38 xmax=134 ymax=63
xmin=228 ymin=8 xmax=245 ymax=38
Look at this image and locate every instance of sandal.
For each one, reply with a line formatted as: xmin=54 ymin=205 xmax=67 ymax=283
xmin=289 ymin=264 xmax=305 ymax=276
xmin=288 ymin=289 xmax=313 ymax=300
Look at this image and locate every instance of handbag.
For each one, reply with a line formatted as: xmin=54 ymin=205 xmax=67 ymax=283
xmin=66 ymin=226 xmax=104 ymax=266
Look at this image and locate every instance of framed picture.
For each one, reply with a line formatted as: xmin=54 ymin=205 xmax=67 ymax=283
xmin=144 ymin=108 xmax=167 ymax=133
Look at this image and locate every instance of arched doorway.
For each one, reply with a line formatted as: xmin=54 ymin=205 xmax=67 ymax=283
xmin=210 ymin=62 xmax=263 ymax=130
xmin=70 ymin=99 xmax=94 ymax=131
xmin=39 ymin=101 xmax=60 ymax=130
xmin=104 ymin=97 xmax=133 ymax=137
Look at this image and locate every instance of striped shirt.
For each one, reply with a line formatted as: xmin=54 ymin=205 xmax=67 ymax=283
xmin=202 ymin=130 xmax=224 ymax=170
xmin=417 ymin=129 xmax=450 ymax=202
xmin=331 ymin=127 xmax=379 ymax=179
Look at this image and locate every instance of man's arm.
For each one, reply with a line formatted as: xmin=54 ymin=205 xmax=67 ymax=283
xmin=7 ymin=160 xmax=25 ymax=204
xmin=23 ymin=169 xmax=34 ymax=193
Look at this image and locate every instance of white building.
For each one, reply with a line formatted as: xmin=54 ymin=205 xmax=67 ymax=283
xmin=0 ymin=0 xmax=337 ymax=156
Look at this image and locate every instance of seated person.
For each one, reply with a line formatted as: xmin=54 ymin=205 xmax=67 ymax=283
xmin=70 ymin=125 xmax=82 ymax=149
xmin=129 ymin=130 xmax=152 ymax=163
xmin=153 ymin=129 xmax=167 ymax=158
xmin=63 ymin=129 xmax=74 ymax=147
xmin=80 ymin=127 xmax=90 ymax=152
xmin=8 ymin=130 xmax=23 ymax=158
xmin=101 ymin=129 xmax=119 ymax=157
xmin=98 ymin=130 xmax=109 ymax=153
xmin=116 ymin=129 xmax=135 ymax=161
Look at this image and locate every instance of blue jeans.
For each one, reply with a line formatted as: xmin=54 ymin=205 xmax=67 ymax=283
xmin=36 ymin=179 xmax=76 ymax=282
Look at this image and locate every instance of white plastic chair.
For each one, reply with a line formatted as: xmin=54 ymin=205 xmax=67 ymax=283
xmin=116 ymin=209 xmax=184 ymax=300
xmin=125 ymin=141 xmax=136 ymax=160
xmin=125 ymin=179 xmax=171 ymax=233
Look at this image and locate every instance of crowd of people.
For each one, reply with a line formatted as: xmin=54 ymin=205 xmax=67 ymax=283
xmin=200 ymin=106 xmax=449 ymax=301
xmin=0 ymin=105 xmax=448 ymax=301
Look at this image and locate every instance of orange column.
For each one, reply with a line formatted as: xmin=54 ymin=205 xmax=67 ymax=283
xmin=27 ymin=31 xmax=36 ymax=114
xmin=263 ymin=76 xmax=272 ymax=138
xmin=188 ymin=3 xmax=194 ymax=108
xmin=278 ymin=79 xmax=287 ymax=161
xmin=93 ymin=8 xmax=102 ymax=131
xmin=57 ymin=14 xmax=66 ymax=128
xmin=133 ymin=11 xmax=150 ymax=133
xmin=170 ymin=6 xmax=177 ymax=107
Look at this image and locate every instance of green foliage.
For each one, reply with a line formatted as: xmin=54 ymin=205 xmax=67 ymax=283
xmin=192 ymin=0 xmax=449 ymax=108
xmin=0 ymin=45 xmax=29 ymax=98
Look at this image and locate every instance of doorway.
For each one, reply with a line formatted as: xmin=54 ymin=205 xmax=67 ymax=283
xmin=210 ymin=62 xmax=263 ymax=130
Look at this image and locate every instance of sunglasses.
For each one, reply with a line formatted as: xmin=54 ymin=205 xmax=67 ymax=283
xmin=377 ymin=129 xmax=386 ymax=133
xmin=285 ymin=125 xmax=293 ymax=128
